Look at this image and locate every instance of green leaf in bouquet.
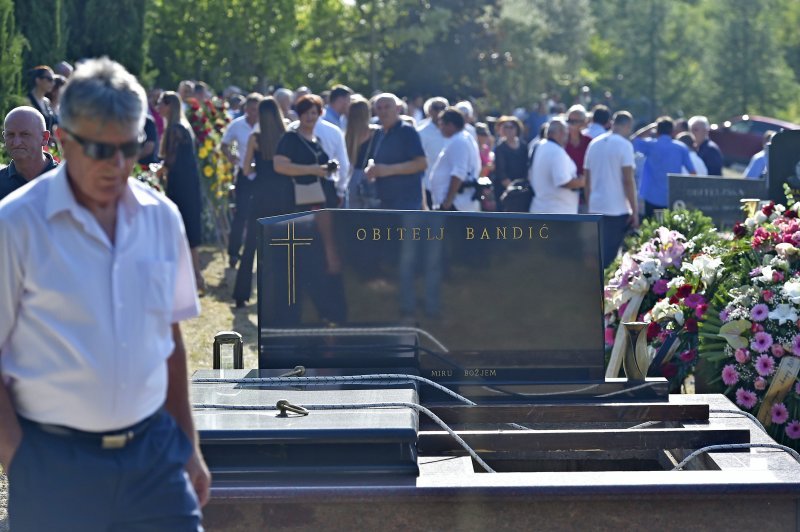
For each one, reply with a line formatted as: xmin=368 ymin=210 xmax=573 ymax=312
xmin=701 ymin=350 xmax=730 ymax=362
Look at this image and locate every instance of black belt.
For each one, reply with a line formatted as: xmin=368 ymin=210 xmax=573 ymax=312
xmin=22 ymin=408 xmax=163 ymax=450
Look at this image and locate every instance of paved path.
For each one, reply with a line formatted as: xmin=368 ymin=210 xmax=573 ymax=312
xmin=0 ymin=471 xmax=7 ymax=531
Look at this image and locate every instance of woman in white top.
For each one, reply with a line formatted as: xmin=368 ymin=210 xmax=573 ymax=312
xmin=676 ymin=132 xmax=708 ymax=175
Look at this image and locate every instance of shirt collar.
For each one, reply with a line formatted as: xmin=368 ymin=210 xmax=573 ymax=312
xmin=45 ymin=163 xmax=159 ymax=221
xmin=8 ymin=152 xmax=57 ymax=180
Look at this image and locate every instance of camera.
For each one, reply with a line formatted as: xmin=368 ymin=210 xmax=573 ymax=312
xmin=326 ymin=160 xmax=340 ymax=173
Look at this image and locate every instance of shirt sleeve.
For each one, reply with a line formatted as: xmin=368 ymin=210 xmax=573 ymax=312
xmin=404 ymin=127 xmax=426 ymax=160
xmin=682 ymin=145 xmax=696 ymax=174
xmin=221 ymin=120 xmax=238 ymax=145
xmin=552 ymin=149 xmax=576 ymax=187
xmin=621 ymin=139 xmax=635 ymax=167
xmin=0 ymin=216 xmax=24 ymax=349
xmin=632 ymin=137 xmax=650 ymax=155
xmin=449 ymin=140 xmax=470 ymax=181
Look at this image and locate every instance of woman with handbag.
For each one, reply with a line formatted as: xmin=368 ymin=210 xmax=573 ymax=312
xmin=232 ymin=97 xmax=288 ymax=307
xmin=344 ymin=96 xmax=381 ymax=208
xmin=274 ymin=94 xmax=338 ymax=210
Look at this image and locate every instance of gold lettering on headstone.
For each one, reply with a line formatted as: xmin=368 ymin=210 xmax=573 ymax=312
xmin=496 ymin=227 xmax=507 ymax=240
xmin=539 ymin=224 xmax=549 ymax=239
xmin=356 ymin=228 xmax=367 ymax=241
xmin=480 ymin=228 xmax=490 ymax=240
xmin=466 ymin=227 xmax=474 ymax=240
xmin=513 ymin=226 xmax=523 ymax=239
xmin=428 ymin=227 xmax=444 ymax=240
xmin=398 ymin=227 xmax=407 ymax=240
xmin=412 ymin=228 xmax=421 ymax=240
xmin=373 ymin=228 xmax=382 ymax=240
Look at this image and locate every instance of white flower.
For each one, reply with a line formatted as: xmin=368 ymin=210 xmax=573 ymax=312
xmin=757 ymin=266 xmax=775 ymax=284
xmin=781 ymin=280 xmax=800 ymax=304
xmin=682 ymin=254 xmax=723 ymax=285
xmin=630 ymin=276 xmax=649 ymax=294
xmin=651 ymin=300 xmax=682 ymax=323
xmin=745 ymin=217 xmax=756 ymax=229
xmin=769 ymin=303 xmax=798 ymax=325
xmin=639 ymin=258 xmax=662 ymax=276
xmin=755 ymin=211 xmax=768 ymax=223
xmin=775 ymin=243 xmax=799 ymax=261
xmin=667 ymin=276 xmax=686 ymax=289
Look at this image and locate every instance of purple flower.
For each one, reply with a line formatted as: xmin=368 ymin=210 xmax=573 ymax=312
xmin=772 ymin=403 xmax=790 ymax=425
xmin=755 ymin=354 xmax=776 ymax=377
xmin=750 ymin=304 xmax=769 ymax=322
xmin=735 ymin=388 xmax=758 ymax=409
xmin=719 ymin=308 xmax=731 ymax=322
xmin=652 ymin=279 xmax=669 ymax=295
xmin=751 ymin=332 xmax=773 ymax=353
xmin=796 ymin=381 xmax=800 ymax=395
xmin=749 ymin=267 xmax=763 ymax=278
xmin=684 ymin=293 xmax=706 ymax=309
xmin=793 ymin=335 xmax=800 ymax=357
xmin=721 ymin=365 xmax=739 ymax=386
xmin=786 ymin=420 xmax=800 ymax=439
xmin=734 ymin=348 xmax=750 ymax=364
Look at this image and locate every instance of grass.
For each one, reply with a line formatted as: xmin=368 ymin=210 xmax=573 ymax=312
xmin=184 ymin=246 xmax=261 ymax=371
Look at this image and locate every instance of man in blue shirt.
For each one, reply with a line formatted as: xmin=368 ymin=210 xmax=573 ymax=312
xmin=744 ymin=131 xmax=775 ymax=179
xmin=689 ymin=115 xmax=723 ymax=175
xmin=0 ymin=107 xmax=59 ymax=201
xmin=321 ymin=85 xmax=352 ymax=131
xmin=632 ymin=116 xmax=696 ymax=218
xmin=366 ymin=93 xmax=427 ymax=209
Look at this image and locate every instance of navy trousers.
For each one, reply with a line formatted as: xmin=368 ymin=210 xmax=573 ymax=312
xmin=8 ymin=409 xmax=202 ymax=532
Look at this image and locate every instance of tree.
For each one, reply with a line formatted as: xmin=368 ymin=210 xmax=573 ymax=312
xmin=0 ymin=0 xmax=26 ymax=118
xmin=66 ymin=0 xmax=148 ymax=77
xmin=14 ymin=0 xmax=65 ymax=74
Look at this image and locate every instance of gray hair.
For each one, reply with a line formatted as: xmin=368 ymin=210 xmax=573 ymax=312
xmin=688 ymin=115 xmax=710 ymax=130
xmin=566 ymin=104 xmax=587 ymax=119
xmin=423 ymin=97 xmax=449 ymax=116
xmin=375 ymin=92 xmax=402 ymax=107
xmin=59 ymin=57 xmax=147 ymax=132
xmin=5 ymin=106 xmax=46 ymax=131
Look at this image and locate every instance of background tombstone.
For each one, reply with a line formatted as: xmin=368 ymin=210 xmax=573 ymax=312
xmin=768 ymin=130 xmax=800 ymax=203
xmin=668 ymin=174 xmax=767 ymax=228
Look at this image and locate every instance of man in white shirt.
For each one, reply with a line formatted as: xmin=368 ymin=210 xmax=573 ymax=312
xmin=584 ymin=110 xmax=638 ymax=269
xmin=0 ymin=58 xmax=209 ymax=530
xmin=417 ymin=97 xmax=448 ymax=208
xmin=429 ymin=107 xmax=479 ymax=211
xmin=583 ymin=104 xmax=611 ymax=139
xmin=221 ymin=92 xmax=261 ymax=267
xmin=529 ymin=117 xmax=585 ymax=214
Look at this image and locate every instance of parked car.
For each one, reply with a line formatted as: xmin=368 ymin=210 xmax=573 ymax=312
xmin=709 ymin=115 xmax=799 ymax=166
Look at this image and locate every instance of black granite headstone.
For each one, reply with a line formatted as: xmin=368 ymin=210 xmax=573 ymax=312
xmin=768 ymin=130 xmax=800 ymax=203
xmin=257 ymin=210 xmax=606 ymax=386
xmin=668 ymin=174 xmax=767 ymax=228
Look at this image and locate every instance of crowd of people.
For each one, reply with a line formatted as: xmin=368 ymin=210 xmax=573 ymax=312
xmin=3 ymin=62 xmax=762 ymax=301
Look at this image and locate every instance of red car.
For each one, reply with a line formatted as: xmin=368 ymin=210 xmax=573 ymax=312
xmin=709 ymin=115 xmax=800 ymax=166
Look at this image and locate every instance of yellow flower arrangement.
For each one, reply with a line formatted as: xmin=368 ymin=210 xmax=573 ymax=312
xmin=198 ymin=147 xmax=209 ymax=159
xmin=203 ymin=165 xmax=214 ymax=178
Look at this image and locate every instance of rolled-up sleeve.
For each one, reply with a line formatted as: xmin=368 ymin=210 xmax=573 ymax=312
xmin=168 ymin=206 xmax=201 ymax=323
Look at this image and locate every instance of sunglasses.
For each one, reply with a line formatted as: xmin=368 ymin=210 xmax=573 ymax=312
xmin=39 ymin=75 xmax=54 ymax=82
xmin=567 ymin=119 xmax=583 ymax=125
xmin=61 ymin=127 xmax=144 ymax=160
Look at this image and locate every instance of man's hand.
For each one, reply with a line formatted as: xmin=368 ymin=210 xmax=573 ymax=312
xmin=365 ymin=163 xmax=387 ymax=181
xmin=628 ymin=212 xmax=640 ymax=230
xmin=185 ymin=448 xmax=211 ymax=507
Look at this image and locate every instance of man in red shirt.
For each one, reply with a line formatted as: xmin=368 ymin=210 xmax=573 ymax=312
xmin=564 ymin=104 xmax=592 ymax=211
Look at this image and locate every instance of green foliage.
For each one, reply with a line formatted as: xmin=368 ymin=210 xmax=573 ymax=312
xmin=0 ymin=0 xmax=25 ymax=117
xmin=14 ymin=0 xmax=65 ymax=75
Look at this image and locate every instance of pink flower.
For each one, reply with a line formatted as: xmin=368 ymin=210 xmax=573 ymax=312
xmin=772 ymin=343 xmax=786 ymax=358
xmin=755 ymin=377 xmax=768 ymax=390
xmin=773 ymin=270 xmax=785 ymax=283
xmin=793 ymin=231 xmax=800 ymax=246
xmin=735 ymin=348 xmax=750 ymax=364
xmin=793 ymin=336 xmax=800 ymax=357
xmin=796 ymin=381 xmax=800 ymax=395
xmin=684 ymin=293 xmax=706 ymax=309
xmin=786 ymin=420 xmax=800 ymax=439
xmin=755 ymin=354 xmax=776 ymax=376
xmin=679 ymin=349 xmax=697 ymax=363
xmin=751 ymin=332 xmax=773 ymax=353
xmin=695 ymin=303 xmax=708 ymax=319
xmin=763 ymin=290 xmax=774 ymax=303
xmin=652 ymin=279 xmax=669 ymax=295
xmin=604 ymin=327 xmax=615 ymax=346
xmin=721 ymin=365 xmax=739 ymax=386
xmin=750 ymin=304 xmax=769 ymax=322
xmin=735 ymin=388 xmax=758 ymax=409
xmin=772 ymin=403 xmax=790 ymax=424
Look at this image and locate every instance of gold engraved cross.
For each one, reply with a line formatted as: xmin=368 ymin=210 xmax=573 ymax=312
xmin=269 ymin=221 xmax=313 ymax=306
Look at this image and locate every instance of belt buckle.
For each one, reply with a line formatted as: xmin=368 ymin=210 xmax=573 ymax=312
xmin=102 ymin=431 xmax=133 ymax=449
